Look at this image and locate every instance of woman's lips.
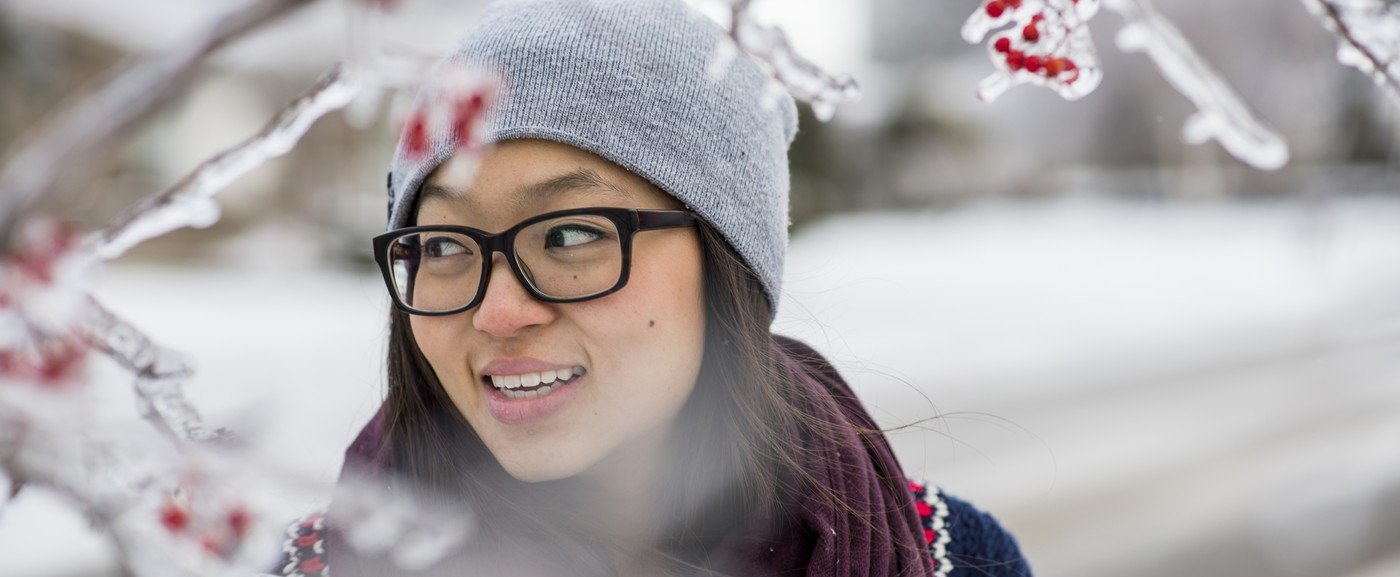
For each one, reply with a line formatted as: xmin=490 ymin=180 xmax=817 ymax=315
xmin=482 ymin=371 xmax=585 ymax=425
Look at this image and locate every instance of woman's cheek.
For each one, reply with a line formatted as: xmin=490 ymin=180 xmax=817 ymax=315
xmin=409 ymin=316 xmax=470 ymax=399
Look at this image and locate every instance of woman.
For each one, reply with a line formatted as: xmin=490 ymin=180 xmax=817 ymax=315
xmin=278 ymin=1 xmax=1032 ymax=576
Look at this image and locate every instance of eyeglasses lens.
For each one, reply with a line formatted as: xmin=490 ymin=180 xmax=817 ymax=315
xmin=385 ymin=215 xmax=623 ymax=312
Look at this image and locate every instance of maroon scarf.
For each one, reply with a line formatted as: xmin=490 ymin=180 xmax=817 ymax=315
xmin=327 ymin=335 xmax=933 ymax=577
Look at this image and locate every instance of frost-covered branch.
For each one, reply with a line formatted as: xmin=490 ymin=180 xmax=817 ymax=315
xmin=80 ymin=297 xmax=221 ymax=445
xmin=0 ymin=0 xmax=317 ymax=251
xmin=0 ymin=0 xmax=493 ymax=572
xmin=703 ymin=0 xmax=861 ymax=121
xmin=1302 ymin=0 xmax=1400 ymax=106
xmin=963 ymin=0 xmax=1289 ymax=170
xmin=86 ymin=65 xmax=361 ymax=262
xmin=1104 ymin=0 xmax=1289 ymax=170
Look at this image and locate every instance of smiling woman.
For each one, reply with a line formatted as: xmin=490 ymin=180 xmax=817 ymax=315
xmin=275 ymin=1 xmax=1032 ymax=577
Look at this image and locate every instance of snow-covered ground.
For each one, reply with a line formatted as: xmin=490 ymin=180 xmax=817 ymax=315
xmin=3 ymin=195 xmax=1400 ymax=577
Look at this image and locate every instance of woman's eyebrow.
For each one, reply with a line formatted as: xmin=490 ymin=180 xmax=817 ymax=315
xmin=418 ymin=168 xmax=633 ymax=209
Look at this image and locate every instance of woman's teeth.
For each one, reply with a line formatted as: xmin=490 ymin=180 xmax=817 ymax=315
xmin=489 ymin=366 xmax=584 ymax=399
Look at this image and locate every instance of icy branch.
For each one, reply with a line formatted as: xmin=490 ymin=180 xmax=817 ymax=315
xmin=0 ymin=1 xmax=487 ymax=573
xmin=0 ymin=0 xmax=317 ymax=252
xmin=86 ymin=65 xmax=361 ymax=262
xmin=1301 ymin=0 xmax=1400 ymax=106
xmin=1104 ymin=0 xmax=1290 ymax=170
xmin=964 ymin=0 xmax=1290 ymax=170
xmin=79 ymin=297 xmax=227 ymax=445
xmin=703 ymin=0 xmax=861 ymax=121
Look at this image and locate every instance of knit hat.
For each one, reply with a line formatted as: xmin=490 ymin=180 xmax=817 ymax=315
xmin=386 ymin=0 xmax=799 ymax=320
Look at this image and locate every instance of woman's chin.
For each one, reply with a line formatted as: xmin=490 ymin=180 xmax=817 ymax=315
xmin=493 ymin=448 xmax=593 ymax=483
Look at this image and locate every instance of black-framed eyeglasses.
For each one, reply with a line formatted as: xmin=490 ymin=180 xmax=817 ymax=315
xmin=372 ymin=207 xmax=698 ymax=316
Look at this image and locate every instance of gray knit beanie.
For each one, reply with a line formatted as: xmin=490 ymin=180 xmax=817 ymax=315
xmin=386 ymin=0 xmax=798 ymax=321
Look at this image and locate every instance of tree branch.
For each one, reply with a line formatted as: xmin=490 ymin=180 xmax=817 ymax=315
xmin=0 ymin=0 xmax=317 ymax=250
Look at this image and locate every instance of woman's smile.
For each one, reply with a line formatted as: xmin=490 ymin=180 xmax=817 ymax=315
xmin=479 ymin=357 xmax=589 ymax=424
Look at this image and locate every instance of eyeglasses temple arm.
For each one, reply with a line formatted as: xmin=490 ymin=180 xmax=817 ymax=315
xmin=635 ymin=209 xmax=698 ymax=231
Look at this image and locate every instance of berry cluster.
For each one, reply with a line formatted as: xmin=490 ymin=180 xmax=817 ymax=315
xmin=0 ymin=339 xmax=85 ymax=386
xmin=963 ymin=0 xmax=1101 ymax=101
xmin=983 ymin=0 xmax=1081 ymax=84
xmin=158 ymin=494 xmax=254 ymax=559
xmin=0 ymin=219 xmax=87 ymax=388
xmin=401 ymin=86 xmax=492 ymax=161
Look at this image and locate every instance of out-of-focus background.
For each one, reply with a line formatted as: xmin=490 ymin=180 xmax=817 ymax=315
xmin=2 ymin=0 xmax=1398 ymax=576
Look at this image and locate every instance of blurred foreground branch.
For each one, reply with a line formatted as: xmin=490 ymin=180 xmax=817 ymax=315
xmin=0 ymin=0 xmax=317 ymax=250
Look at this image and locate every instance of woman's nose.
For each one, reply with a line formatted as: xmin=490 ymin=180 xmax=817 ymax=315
xmin=471 ymin=253 xmax=557 ymax=338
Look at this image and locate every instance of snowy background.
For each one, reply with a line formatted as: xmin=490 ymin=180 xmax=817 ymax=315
xmin=2 ymin=0 xmax=1399 ymax=576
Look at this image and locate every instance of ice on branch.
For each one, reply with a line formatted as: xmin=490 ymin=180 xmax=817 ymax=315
xmin=1105 ymin=0 xmax=1289 ymax=170
xmin=963 ymin=0 xmax=1104 ymax=101
xmin=0 ymin=0 xmax=317 ymax=253
xmin=1302 ymin=0 xmax=1400 ymax=106
xmin=964 ymin=0 xmax=1290 ymax=170
xmin=87 ymin=65 xmax=362 ymax=262
xmin=80 ymin=297 xmax=229 ymax=445
xmin=701 ymin=0 xmax=861 ymax=121
xmin=0 ymin=0 xmax=492 ymax=573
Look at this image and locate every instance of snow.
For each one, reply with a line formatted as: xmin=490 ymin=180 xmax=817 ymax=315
xmin=3 ymin=195 xmax=1400 ymax=575
xmin=776 ymin=195 xmax=1400 ymax=401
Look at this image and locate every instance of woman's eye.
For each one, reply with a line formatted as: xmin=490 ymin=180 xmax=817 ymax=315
xmin=423 ymin=237 xmax=471 ymax=258
xmin=545 ymin=225 xmax=604 ymax=249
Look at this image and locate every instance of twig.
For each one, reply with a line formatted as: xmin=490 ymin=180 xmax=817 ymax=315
xmin=708 ymin=0 xmax=860 ymax=121
xmin=81 ymin=296 xmax=225 ymax=445
xmin=1104 ymin=0 xmax=1290 ymax=170
xmin=0 ymin=0 xmax=317 ymax=250
xmin=86 ymin=64 xmax=360 ymax=261
xmin=1301 ymin=0 xmax=1400 ymax=106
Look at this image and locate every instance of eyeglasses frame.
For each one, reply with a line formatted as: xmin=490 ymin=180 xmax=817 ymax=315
xmin=372 ymin=206 xmax=699 ymax=316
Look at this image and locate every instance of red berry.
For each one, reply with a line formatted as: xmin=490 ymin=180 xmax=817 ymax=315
xmin=227 ymin=506 xmax=251 ymax=538
xmin=1025 ymin=55 xmax=1044 ymax=73
xmin=985 ymin=1 xmax=1005 ymax=17
xmin=451 ymin=93 xmax=487 ymax=144
xmin=35 ymin=342 xmax=84 ymax=386
xmin=160 ymin=502 xmax=189 ymax=534
xmin=1005 ymin=51 xmax=1025 ymax=71
xmin=1031 ymin=13 xmax=1045 ymax=23
xmin=1022 ymin=24 xmax=1040 ymax=42
xmin=994 ymin=37 xmax=1012 ymax=53
xmin=1006 ymin=50 xmax=1025 ymax=71
xmin=403 ymin=113 xmax=428 ymax=159
xmin=1007 ymin=0 xmax=1022 ymax=7
xmin=200 ymin=535 xmax=224 ymax=555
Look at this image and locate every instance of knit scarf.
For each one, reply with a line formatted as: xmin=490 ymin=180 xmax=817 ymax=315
xmin=325 ymin=335 xmax=934 ymax=577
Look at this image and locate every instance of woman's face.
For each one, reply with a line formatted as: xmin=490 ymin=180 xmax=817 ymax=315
xmin=410 ymin=139 xmax=706 ymax=484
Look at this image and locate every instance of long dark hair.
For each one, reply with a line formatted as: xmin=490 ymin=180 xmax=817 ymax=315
xmin=374 ymin=218 xmax=867 ymax=575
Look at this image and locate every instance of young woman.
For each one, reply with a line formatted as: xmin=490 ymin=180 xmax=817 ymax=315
xmin=278 ymin=1 xmax=1032 ymax=576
